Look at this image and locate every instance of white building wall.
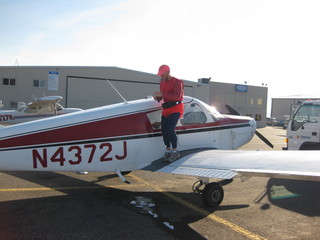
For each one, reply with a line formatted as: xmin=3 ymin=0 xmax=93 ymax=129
xmin=1 ymin=66 xmax=268 ymax=127
xmin=209 ymin=81 xmax=268 ymax=128
xmin=271 ymin=97 xmax=320 ymax=120
xmin=0 ymin=66 xmax=209 ymax=110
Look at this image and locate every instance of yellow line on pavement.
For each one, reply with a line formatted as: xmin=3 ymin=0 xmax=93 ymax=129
xmin=130 ymin=174 xmax=267 ymax=240
xmin=0 ymin=184 xmax=144 ymax=192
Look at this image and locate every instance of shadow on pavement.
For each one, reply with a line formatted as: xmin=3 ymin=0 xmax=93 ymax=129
xmin=265 ymin=178 xmax=320 ymax=216
xmin=0 ymin=171 xmax=245 ymax=240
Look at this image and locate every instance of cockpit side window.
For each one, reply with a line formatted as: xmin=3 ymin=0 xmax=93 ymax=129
xmin=38 ymin=105 xmax=54 ymax=113
xmin=24 ymin=106 xmax=37 ymax=113
xmin=180 ymin=103 xmax=207 ymax=125
xmin=147 ymin=109 xmax=162 ymax=129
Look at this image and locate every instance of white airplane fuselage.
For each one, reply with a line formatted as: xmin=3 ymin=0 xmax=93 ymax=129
xmin=0 ymin=97 xmax=256 ymax=173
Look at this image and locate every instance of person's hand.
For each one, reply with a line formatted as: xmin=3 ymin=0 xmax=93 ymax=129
xmin=153 ymin=92 xmax=163 ymax=101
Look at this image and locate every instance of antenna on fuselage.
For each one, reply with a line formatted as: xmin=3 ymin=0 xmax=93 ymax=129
xmin=106 ymin=79 xmax=128 ymax=104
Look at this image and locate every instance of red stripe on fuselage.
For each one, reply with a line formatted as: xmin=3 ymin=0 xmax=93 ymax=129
xmin=217 ymin=116 xmax=250 ymax=126
xmin=0 ymin=113 xmax=153 ymax=149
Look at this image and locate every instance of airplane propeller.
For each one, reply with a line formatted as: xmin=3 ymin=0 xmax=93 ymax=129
xmin=225 ymin=104 xmax=274 ymax=148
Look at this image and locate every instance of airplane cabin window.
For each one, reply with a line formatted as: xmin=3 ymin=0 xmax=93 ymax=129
xmin=25 ymin=107 xmax=37 ymax=113
xmin=180 ymin=103 xmax=207 ymax=125
xmin=38 ymin=105 xmax=53 ymax=113
xmin=146 ymin=100 xmax=222 ymax=129
xmin=147 ymin=110 xmax=162 ymax=129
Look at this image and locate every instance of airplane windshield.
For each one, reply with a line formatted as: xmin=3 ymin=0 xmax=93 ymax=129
xmin=56 ymin=103 xmax=63 ymax=111
xmin=194 ymin=99 xmax=223 ymax=121
xmin=206 ymin=105 xmax=223 ymax=121
xmin=292 ymin=104 xmax=320 ymax=131
xmin=17 ymin=106 xmax=25 ymax=112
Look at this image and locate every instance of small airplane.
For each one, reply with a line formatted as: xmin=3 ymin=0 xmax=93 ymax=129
xmin=0 ymin=95 xmax=319 ymax=208
xmin=0 ymin=96 xmax=82 ymax=124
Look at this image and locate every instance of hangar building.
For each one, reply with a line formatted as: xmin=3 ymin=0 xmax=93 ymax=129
xmin=0 ymin=66 xmax=267 ymax=128
xmin=271 ymin=95 xmax=320 ymax=120
xmin=208 ymin=81 xmax=268 ymax=127
xmin=0 ymin=66 xmax=209 ymax=109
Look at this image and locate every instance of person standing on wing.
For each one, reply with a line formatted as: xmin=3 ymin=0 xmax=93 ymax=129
xmin=153 ymin=65 xmax=184 ymax=162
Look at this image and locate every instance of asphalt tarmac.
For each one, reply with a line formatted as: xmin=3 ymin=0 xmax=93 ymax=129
xmin=0 ymin=127 xmax=319 ymax=240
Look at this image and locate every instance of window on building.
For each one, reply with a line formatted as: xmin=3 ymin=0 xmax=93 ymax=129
xmin=257 ymin=98 xmax=263 ymax=105
xmin=214 ymin=94 xmax=224 ymax=104
xmin=33 ymin=80 xmax=46 ymax=88
xmin=226 ymin=95 xmax=234 ymax=105
xmin=255 ymin=114 xmax=262 ymax=121
xmin=236 ymin=95 xmax=245 ymax=106
xmin=3 ymin=78 xmax=9 ymax=85
xmin=247 ymin=97 xmax=254 ymax=107
xmin=10 ymin=101 xmax=18 ymax=109
xmin=3 ymin=78 xmax=16 ymax=86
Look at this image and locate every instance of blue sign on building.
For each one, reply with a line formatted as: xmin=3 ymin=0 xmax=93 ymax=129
xmin=235 ymin=84 xmax=248 ymax=93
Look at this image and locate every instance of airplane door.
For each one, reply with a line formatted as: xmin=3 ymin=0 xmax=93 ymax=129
xmin=211 ymin=127 xmax=232 ymax=150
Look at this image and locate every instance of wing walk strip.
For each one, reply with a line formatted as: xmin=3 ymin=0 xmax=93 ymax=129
xmin=130 ymin=174 xmax=267 ymax=240
xmin=160 ymin=166 xmax=237 ymax=179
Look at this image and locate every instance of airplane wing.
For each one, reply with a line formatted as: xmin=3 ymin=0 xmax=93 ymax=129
xmin=27 ymin=96 xmax=63 ymax=107
xmin=143 ymin=149 xmax=320 ymax=182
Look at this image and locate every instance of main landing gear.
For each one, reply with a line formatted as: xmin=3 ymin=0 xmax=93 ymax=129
xmin=192 ymin=177 xmax=233 ymax=208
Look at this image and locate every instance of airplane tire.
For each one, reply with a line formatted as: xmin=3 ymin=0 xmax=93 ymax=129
xmin=201 ymin=183 xmax=224 ymax=208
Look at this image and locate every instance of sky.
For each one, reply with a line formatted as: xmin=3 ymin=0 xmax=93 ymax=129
xmin=1 ymin=0 xmax=320 ymax=106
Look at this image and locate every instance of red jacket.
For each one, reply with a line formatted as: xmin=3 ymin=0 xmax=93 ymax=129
xmin=160 ymin=77 xmax=184 ymax=117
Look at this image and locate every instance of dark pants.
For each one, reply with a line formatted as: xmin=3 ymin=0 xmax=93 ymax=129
xmin=161 ymin=113 xmax=180 ymax=149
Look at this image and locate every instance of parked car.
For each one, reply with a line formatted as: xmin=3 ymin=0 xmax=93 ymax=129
xmin=266 ymin=117 xmax=277 ymax=126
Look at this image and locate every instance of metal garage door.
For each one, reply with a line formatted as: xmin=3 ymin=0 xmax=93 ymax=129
xmin=66 ymin=76 xmax=193 ymax=109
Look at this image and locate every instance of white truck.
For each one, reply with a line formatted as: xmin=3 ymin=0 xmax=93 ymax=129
xmin=283 ymin=100 xmax=320 ymax=150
